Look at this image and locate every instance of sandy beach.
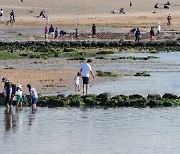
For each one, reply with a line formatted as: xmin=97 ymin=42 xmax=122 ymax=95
xmin=0 ymin=0 xmax=180 ymax=29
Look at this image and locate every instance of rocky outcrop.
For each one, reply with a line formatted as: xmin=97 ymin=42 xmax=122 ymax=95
xmin=1 ymin=93 xmax=179 ymax=108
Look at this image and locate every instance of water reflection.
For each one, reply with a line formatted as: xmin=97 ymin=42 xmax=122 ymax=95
xmin=28 ymin=109 xmax=37 ymax=126
xmin=1 ymin=107 xmax=180 ymax=154
xmin=4 ymin=108 xmax=17 ymax=132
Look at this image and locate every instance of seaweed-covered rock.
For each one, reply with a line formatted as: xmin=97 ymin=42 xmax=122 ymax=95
xmin=162 ymin=101 xmax=174 ymax=107
xmin=147 ymin=94 xmax=161 ymax=100
xmin=162 ymin=93 xmax=178 ymax=99
xmin=67 ymin=95 xmax=84 ymax=107
xmin=108 ymin=95 xmax=128 ymax=107
xmin=83 ymin=94 xmax=99 ymax=107
xmin=46 ymin=96 xmax=65 ymax=108
xmin=96 ymin=71 xmax=117 ymax=77
xmin=37 ymin=100 xmax=47 ymax=107
xmin=129 ymin=98 xmax=147 ymax=108
xmin=148 ymin=100 xmax=159 ymax=108
xmin=129 ymin=94 xmax=144 ymax=99
xmin=97 ymin=93 xmax=111 ymax=106
xmin=134 ymin=71 xmax=150 ymax=77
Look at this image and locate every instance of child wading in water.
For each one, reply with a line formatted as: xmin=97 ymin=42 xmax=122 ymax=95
xmin=74 ymin=72 xmax=81 ymax=94
xmin=15 ymin=85 xmax=23 ymax=108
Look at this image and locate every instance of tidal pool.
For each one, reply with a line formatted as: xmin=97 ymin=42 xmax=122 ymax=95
xmin=86 ymin=52 xmax=180 ymax=96
xmin=1 ymin=107 xmax=180 ymax=154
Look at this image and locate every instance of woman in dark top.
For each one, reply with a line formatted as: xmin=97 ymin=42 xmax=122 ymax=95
xmin=135 ymin=28 xmax=141 ymax=42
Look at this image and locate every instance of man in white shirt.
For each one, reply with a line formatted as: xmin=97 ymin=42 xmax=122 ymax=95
xmin=27 ymin=84 xmax=38 ymax=110
xmin=80 ymin=59 xmax=95 ymax=95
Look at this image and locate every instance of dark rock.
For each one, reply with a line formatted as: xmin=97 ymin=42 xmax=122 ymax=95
xmin=129 ymin=94 xmax=144 ymax=99
xmin=129 ymin=98 xmax=147 ymax=107
xmin=97 ymin=93 xmax=111 ymax=106
xmin=162 ymin=93 xmax=178 ymax=99
xmin=67 ymin=95 xmax=84 ymax=107
xmin=83 ymin=94 xmax=98 ymax=107
xmin=147 ymin=94 xmax=161 ymax=100
xmin=148 ymin=100 xmax=159 ymax=108
xmin=163 ymin=101 xmax=173 ymax=107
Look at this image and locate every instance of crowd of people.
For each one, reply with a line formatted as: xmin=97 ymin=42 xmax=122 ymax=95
xmin=132 ymin=19 xmax=172 ymax=42
xmin=44 ymin=24 xmax=97 ymax=41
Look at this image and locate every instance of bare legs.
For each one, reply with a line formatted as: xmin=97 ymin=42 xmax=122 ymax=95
xmin=83 ymin=84 xmax=89 ymax=95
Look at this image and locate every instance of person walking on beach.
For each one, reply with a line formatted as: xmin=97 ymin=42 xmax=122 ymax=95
xmin=92 ymin=24 xmax=96 ymax=37
xmin=54 ymin=28 xmax=59 ymax=40
xmin=135 ymin=28 xmax=141 ymax=42
xmin=80 ymin=59 xmax=95 ymax=95
xmin=10 ymin=10 xmax=15 ymax=23
xmin=45 ymin=15 xmax=49 ymax=25
xmin=150 ymin=27 xmax=156 ymax=41
xmin=157 ymin=23 xmax=161 ymax=34
xmin=167 ymin=14 xmax=172 ymax=26
xmin=44 ymin=25 xmax=49 ymax=41
xmin=6 ymin=10 xmax=15 ymax=26
xmin=74 ymin=72 xmax=81 ymax=94
xmin=0 ymin=9 xmax=4 ymax=22
xmin=49 ymin=25 xmax=54 ymax=40
xmin=27 ymin=84 xmax=38 ymax=110
xmin=75 ymin=28 xmax=79 ymax=39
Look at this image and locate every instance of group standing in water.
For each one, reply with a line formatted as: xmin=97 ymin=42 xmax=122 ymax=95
xmin=1 ymin=77 xmax=38 ymax=110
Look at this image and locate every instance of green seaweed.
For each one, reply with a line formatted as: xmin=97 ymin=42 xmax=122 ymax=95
xmin=134 ymin=71 xmax=150 ymax=77
xmin=96 ymin=71 xmax=118 ymax=77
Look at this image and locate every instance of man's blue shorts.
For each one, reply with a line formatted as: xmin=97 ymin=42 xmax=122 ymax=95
xmin=32 ymin=98 xmax=38 ymax=104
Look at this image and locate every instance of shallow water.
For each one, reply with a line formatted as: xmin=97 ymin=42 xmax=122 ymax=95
xmin=1 ymin=52 xmax=180 ymax=96
xmin=87 ymin=52 xmax=180 ymax=96
xmin=1 ymin=107 xmax=180 ymax=154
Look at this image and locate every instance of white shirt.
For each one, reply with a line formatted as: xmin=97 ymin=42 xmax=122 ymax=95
xmin=15 ymin=90 xmax=22 ymax=96
xmin=81 ymin=62 xmax=92 ymax=77
xmin=0 ymin=10 xmax=3 ymax=16
xmin=74 ymin=76 xmax=79 ymax=85
xmin=157 ymin=25 xmax=161 ymax=31
xmin=30 ymin=87 xmax=38 ymax=98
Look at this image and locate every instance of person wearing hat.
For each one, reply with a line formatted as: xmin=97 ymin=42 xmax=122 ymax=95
xmin=1 ymin=77 xmax=13 ymax=109
xmin=15 ymin=84 xmax=23 ymax=108
xmin=27 ymin=84 xmax=38 ymax=110
xmin=80 ymin=59 xmax=95 ymax=95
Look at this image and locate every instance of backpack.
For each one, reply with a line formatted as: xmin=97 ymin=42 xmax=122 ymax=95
xmin=11 ymin=84 xmax=17 ymax=95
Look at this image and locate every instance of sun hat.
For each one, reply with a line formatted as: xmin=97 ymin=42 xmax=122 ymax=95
xmin=16 ymin=84 xmax=22 ymax=89
xmin=1 ymin=77 xmax=9 ymax=83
